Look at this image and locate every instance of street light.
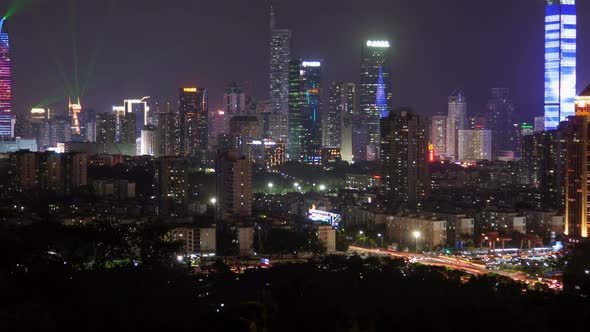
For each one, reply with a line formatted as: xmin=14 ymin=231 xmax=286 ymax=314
xmin=413 ymin=231 xmax=421 ymax=254
xmin=377 ymin=233 xmax=383 ymax=247
xmin=268 ymin=182 xmax=273 ymax=195
xmin=359 ymin=230 xmax=364 ymax=235
xmin=210 ymin=197 xmax=217 ymax=204
xmin=319 ymin=184 xmax=326 ymax=191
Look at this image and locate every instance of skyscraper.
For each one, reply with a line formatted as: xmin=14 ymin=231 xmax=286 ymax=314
xmin=328 ymin=82 xmax=355 ymax=163
xmin=360 ymin=40 xmax=392 ymax=161
xmin=224 ymin=82 xmax=246 ymax=115
xmin=445 ymin=90 xmax=467 ymax=161
xmin=380 ymin=108 xmax=429 ymax=212
xmin=0 ymin=18 xmax=11 ymax=138
xmin=563 ymin=84 xmax=590 ymax=238
xmin=269 ymin=4 xmax=291 ymax=144
xmin=486 ymin=88 xmax=516 ymax=155
xmin=124 ymin=97 xmax=150 ymax=137
xmin=288 ymin=60 xmax=322 ymax=164
xmin=544 ymin=0 xmax=576 ymax=131
xmin=429 ymin=115 xmax=447 ymax=160
xmin=179 ymin=87 xmax=208 ymax=156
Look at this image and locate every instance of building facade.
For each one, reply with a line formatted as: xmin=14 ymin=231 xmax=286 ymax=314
xmin=457 ymin=129 xmax=492 ymax=163
xmin=288 ymin=60 xmax=322 ymax=164
xmin=380 ymin=108 xmax=429 ymax=212
xmin=544 ymin=0 xmax=576 ymax=130
xmin=179 ymin=87 xmax=208 ymax=156
xmin=0 ymin=18 xmax=11 ymax=138
xmin=269 ymin=5 xmax=291 ymax=144
xmin=445 ymin=90 xmax=467 ymax=161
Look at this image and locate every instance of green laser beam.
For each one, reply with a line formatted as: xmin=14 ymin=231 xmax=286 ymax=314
xmin=4 ymin=0 xmax=37 ymax=19
xmin=81 ymin=0 xmax=117 ymax=97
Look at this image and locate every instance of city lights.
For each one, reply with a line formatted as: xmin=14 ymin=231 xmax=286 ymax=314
xmin=366 ymin=40 xmax=390 ymax=48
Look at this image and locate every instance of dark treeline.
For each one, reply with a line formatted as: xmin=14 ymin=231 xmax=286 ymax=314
xmin=0 ymin=223 xmax=589 ymax=331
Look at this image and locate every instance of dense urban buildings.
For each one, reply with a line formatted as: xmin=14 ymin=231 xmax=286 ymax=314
xmin=0 ymin=18 xmax=11 ymax=138
xmin=2 ymin=3 xmax=590 ymax=326
xmin=544 ymin=0 xmax=577 ymax=130
xmin=359 ymin=40 xmax=392 ymax=162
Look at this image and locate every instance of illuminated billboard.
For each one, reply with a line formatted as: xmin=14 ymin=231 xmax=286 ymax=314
xmin=308 ymin=206 xmax=341 ymax=228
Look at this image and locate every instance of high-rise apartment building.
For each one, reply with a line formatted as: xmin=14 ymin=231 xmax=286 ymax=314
xmin=179 ymin=87 xmax=208 ymax=156
xmin=159 ymin=157 xmax=188 ymax=217
xmin=430 ymin=115 xmax=447 ymax=160
xmin=96 ymin=113 xmax=116 ymax=144
xmin=544 ymin=0 xmax=576 ymax=130
xmin=0 ymin=18 xmax=11 ymax=138
xmin=269 ymin=5 xmax=291 ymax=144
xmin=360 ymin=40 xmax=392 ymax=161
xmin=141 ymin=125 xmax=158 ymax=156
xmin=157 ymin=112 xmax=180 ymax=157
xmin=380 ymin=108 xmax=429 ymax=212
xmin=458 ymin=129 xmax=492 ymax=163
xmin=445 ymin=90 xmax=467 ymax=161
xmin=216 ymin=150 xmax=252 ymax=221
xmin=288 ymin=60 xmax=322 ymax=163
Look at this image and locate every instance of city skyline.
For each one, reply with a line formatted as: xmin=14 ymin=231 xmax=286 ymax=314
xmin=2 ymin=0 xmax=590 ymax=120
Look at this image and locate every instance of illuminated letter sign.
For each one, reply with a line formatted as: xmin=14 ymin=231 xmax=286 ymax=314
xmin=367 ymin=40 xmax=390 ymax=48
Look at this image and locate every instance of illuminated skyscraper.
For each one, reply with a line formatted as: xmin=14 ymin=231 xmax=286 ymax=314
xmin=544 ymin=0 xmax=576 ymax=130
xmin=179 ymin=87 xmax=208 ymax=156
xmin=269 ymin=4 xmax=291 ymax=144
xmin=124 ymin=97 xmax=150 ymax=137
xmin=486 ymin=88 xmax=516 ymax=155
xmin=445 ymin=90 xmax=467 ymax=161
xmin=360 ymin=40 xmax=392 ymax=161
xmin=288 ymin=60 xmax=322 ymax=164
xmin=563 ymin=84 xmax=590 ymax=238
xmin=68 ymin=98 xmax=82 ymax=136
xmin=0 ymin=18 xmax=11 ymax=138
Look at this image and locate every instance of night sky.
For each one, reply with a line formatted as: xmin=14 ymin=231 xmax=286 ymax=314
xmin=3 ymin=0 xmax=590 ymax=121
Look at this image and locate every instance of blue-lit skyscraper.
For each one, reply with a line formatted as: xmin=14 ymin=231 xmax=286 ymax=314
xmin=359 ymin=40 xmax=392 ymax=162
xmin=544 ymin=0 xmax=576 ymax=131
xmin=0 ymin=18 xmax=11 ymax=138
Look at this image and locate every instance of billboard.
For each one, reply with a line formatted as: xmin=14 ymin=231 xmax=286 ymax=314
xmin=308 ymin=207 xmax=341 ymax=228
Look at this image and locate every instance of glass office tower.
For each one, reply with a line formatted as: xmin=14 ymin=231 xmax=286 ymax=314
xmin=544 ymin=0 xmax=576 ymax=130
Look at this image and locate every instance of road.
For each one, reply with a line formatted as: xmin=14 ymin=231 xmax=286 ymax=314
xmin=349 ymin=245 xmax=530 ymax=282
